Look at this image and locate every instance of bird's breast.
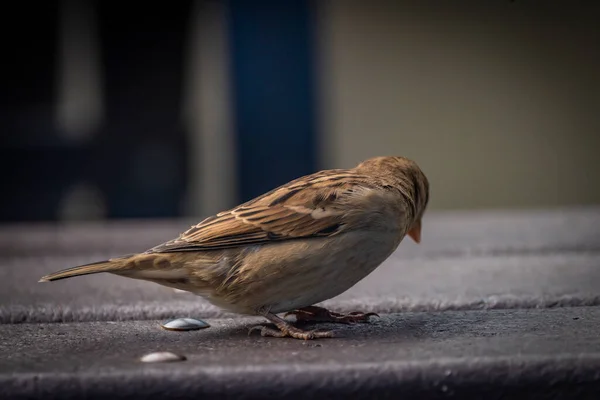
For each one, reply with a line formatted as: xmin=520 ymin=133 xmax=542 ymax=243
xmin=221 ymin=228 xmax=403 ymax=314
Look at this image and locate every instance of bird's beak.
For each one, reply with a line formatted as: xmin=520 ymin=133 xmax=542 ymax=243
xmin=407 ymin=220 xmax=422 ymax=244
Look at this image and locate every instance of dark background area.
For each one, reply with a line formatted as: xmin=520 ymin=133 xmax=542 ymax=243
xmin=1 ymin=0 xmax=318 ymax=223
xmin=3 ymin=1 xmax=190 ymax=222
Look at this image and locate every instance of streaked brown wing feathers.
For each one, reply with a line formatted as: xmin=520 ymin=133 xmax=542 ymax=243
xmin=150 ymin=170 xmax=375 ymax=252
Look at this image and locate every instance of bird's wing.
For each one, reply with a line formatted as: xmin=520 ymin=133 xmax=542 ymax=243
xmin=148 ymin=169 xmax=377 ymax=252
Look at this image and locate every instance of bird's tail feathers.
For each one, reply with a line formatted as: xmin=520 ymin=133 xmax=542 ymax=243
xmin=38 ymin=255 xmax=135 ymax=282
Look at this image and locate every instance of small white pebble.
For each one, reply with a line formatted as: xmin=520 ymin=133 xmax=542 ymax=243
xmin=161 ymin=318 xmax=210 ymax=331
xmin=140 ymin=352 xmax=186 ymax=363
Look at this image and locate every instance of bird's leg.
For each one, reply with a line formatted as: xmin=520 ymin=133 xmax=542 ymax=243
xmin=285 ymin=305 xmax=379 ymax=324
xmin=248 ymin=311 xmax=334 ymax=340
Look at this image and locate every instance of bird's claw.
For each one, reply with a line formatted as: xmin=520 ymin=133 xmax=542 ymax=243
xmin=248 ymin=324 xmax=334 ymax=340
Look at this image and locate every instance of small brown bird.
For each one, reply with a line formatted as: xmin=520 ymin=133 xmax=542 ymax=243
xmin=40 ymin=156 xmax=429 ymax=340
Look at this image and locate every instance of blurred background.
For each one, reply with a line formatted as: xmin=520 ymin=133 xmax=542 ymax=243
xmin=2 ymin=0 xmax=599 ymax=224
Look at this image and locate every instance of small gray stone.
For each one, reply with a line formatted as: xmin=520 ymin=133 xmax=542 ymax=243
xmin=140 ymin=352 xmax=186 ymax=363
xmin=161 ymin=317 xmax=210 ymax=331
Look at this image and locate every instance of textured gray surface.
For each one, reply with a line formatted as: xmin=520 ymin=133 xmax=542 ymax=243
xmin=2 ymin=307 xmax=600 ymax=374
xmin=4 ymin=355 xmax=600 ymax=400
xmin=2 ymin=208 xmax=600 ymax=399
xmin=2 ymin=207 xmax=600 ymax=323
xmin=2 ymin=308 xmax=600 ymax=399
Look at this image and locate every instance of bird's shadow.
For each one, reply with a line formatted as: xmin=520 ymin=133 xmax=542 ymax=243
xmin=182 ymin=310 xmax=489 ymax=344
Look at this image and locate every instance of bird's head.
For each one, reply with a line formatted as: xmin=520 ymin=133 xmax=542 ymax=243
xmin=356 ymin=156 xmax=429 ymax=243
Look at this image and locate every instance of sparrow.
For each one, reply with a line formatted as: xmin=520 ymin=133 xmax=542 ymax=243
xmin=39 ymin=156 xmax=429 ymax=340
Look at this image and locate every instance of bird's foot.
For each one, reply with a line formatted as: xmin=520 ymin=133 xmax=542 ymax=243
xmin=248 ymin=324 xmax=334 ymax=340
xmin=285 ymin=305 xmax=379 ymax=324
xmin=248 ymin=311 xmax=334 ymax=340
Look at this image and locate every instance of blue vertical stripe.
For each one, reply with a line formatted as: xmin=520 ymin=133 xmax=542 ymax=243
xmin=228 ymin=0 xmax=317 ymax=202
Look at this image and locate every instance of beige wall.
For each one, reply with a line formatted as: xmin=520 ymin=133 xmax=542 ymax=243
xmin=316 ymin=0 xmax=600 ymax=210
